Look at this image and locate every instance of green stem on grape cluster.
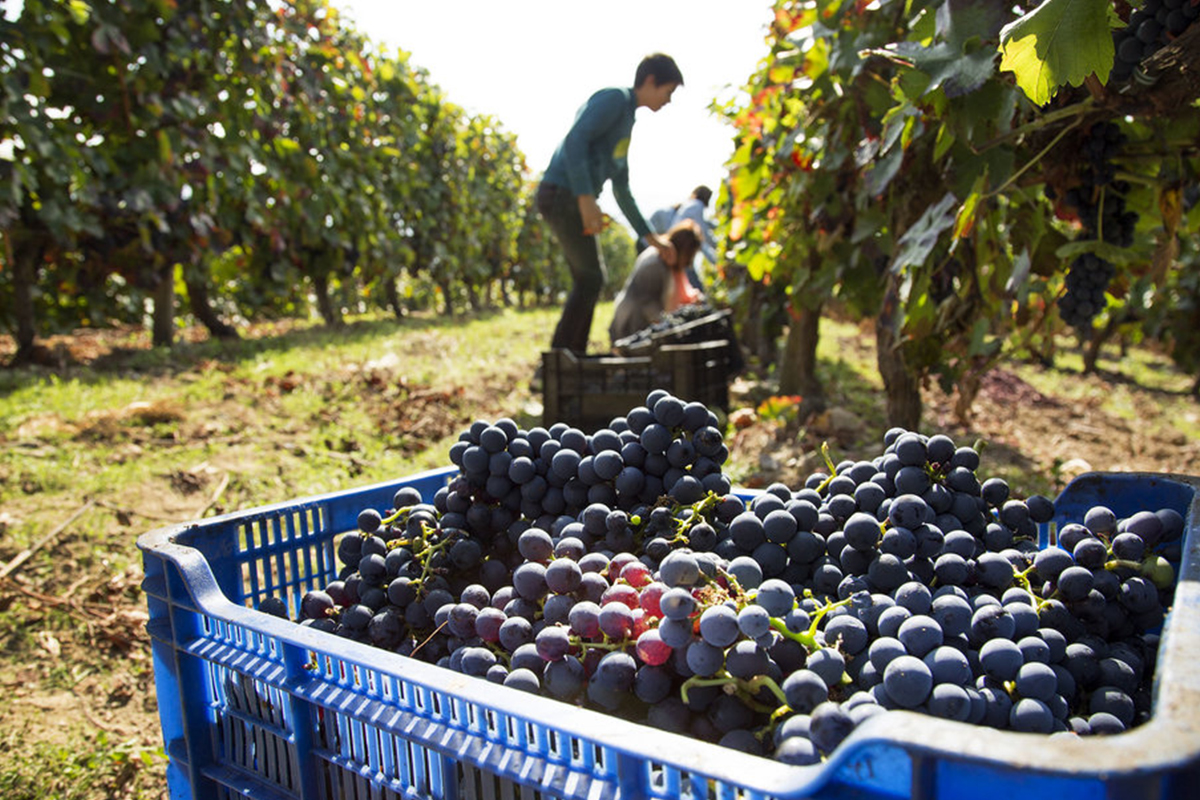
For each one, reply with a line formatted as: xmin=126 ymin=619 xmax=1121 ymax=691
xmin=756 ymin=701 xmax=804 ymax=749
xmin=768 ymin=703 xmax=794 ymax=726
xmin=408 ymin=523 xmax=457 ymax=590
xmin=1012 ymin=564 xmax=1036 ymax=595
xmin=381 ymin=504 xmax=419 ymax=527
xmin=679 ymin=671 xmax=788 ymax=713
xmin=670 ymin=492 xmax=721 ymax=541
xmin=1012 ymin=565 xmax=1054 ymax=611
xmin=484 ymin=640 xmax=511 ymax=666
xmin=698 ymin=563 xmax=750 ymax=609
xmin=745 ymin=673 xmax=789 ymax=708
xmin=680 ymin=674 xmax=735 ymax=705
xmin=570 ymin=636 xmax=628 ymax=657
xmin=814 ymin=442 xmax=839 ymax=495
xmin=768 ymin=594 xmax=855 ymax=652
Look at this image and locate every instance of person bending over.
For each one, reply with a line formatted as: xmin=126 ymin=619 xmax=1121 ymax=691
xmin=609 ymin=219 xmax=703 ymax=346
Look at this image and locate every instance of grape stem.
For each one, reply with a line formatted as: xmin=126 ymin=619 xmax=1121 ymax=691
xmin=671 ymin=492 xmax=721 ymax=540
xmin=1012 ymin=565 xmax=1053 ymax=611
xmin=381 ymin=504 xmax=420 ymax=527
xmin=814 ymin=442 xmax=839 ymax=494
xmin=988 ymin=115 xmax=1086 ymax=200
xmin=971 ymin=96 xmax=1094 ymax=153
xmin=680 ymin=671 xmax=788 ymax=712
xmin=408 ymin=522 xmax=457 ymax=592
xmin=570 ymin=636 xmax=628 ymax=656
xmin=768 ymin=594 xmax=854 ymax=652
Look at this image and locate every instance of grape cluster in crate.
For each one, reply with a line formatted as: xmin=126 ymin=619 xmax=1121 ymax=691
xmin=262 ymin=392 xmax=1183 ymax=765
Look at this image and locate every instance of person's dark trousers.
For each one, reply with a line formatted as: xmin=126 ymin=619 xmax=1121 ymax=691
xmin=537 ymin=182 xmax=606 ymax=355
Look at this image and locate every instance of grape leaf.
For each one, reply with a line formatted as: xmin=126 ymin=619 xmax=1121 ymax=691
xmin=999 ymin=0 xmax=1113 ymax=105
xmin=865 ymin=144 xmax=905 ymax=197
xmin=891 ymin=192 xmax=959 ymax=273
xmin=1005 ymin=248 xmax=1032 ymax=294
xmin=881 ymin=41 xmax=996 ymax=98
xmin=937 ymin=0 xmax=1008 ymax=46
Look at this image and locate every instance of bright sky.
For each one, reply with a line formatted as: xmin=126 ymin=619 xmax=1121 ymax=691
xmin=331 ymin=1 xmax=773 ymax=230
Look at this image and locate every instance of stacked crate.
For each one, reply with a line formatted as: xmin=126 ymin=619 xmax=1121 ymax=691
xmin=541 ymin=309 xmax=742 ymax=430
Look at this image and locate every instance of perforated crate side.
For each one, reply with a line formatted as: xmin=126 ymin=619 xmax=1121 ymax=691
xmin=541 ymin=349 xmax=654 ymax=431
xmin=652 ymin=341 xmax=732 ymax=412
xmin=141 ymin=470 xmax=1200 ymax=800
xmin=542 ymin=344 xmax=732 ymax=430
xmin=140 ymin=467 xmax=459 ymax=800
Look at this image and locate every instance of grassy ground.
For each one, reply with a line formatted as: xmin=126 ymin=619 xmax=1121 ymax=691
xmin=1 ymin=303 xmax=1197 ymax=798
xmin=0 ymin=307 xmax=559 ymax=799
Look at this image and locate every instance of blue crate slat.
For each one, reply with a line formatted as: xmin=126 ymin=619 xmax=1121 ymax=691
xmin=139 ymin=466 xmax=1200 ymax=800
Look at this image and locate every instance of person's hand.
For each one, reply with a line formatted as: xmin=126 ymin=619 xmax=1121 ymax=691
xmin=578 ymin=195 xmax=605 ymax=236
xmin=649 ymin=233 xmax=677 ymax=267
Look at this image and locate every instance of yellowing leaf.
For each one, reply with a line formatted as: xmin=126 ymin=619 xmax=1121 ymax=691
xmin=954 ymin=173 xmax=988 ymax=239
xmin=67 ymin=0 xmax=92 ymax=24
xmin=999 ymin=0 xmax=1113 ymax=105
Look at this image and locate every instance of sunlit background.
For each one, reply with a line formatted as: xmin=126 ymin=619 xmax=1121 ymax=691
xmin=332 ymin=1 xmax=772 ymax=229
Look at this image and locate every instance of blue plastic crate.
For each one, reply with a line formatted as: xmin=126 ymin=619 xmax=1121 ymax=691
xmin=139 ymin=469 xmax=1200 ymax=800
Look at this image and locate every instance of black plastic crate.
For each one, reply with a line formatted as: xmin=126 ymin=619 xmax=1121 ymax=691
xmin=542 ymin=341 xmax=731 ymax=431
xmin=613 ymin=308 xmax=745 ymax=374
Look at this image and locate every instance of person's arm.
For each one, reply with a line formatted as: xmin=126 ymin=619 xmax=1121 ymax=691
xmin=611 ymin=164 xmax=652 ymax=241
xmin=613 ymin=165 xmax=676 ymax=264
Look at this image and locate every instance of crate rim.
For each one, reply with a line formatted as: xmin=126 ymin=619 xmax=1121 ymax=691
xmin=137 ymin=469 xmax=1200 ymax=796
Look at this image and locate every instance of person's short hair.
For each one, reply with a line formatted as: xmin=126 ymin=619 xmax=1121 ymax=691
xmin=692 ymin=185 xmax=712 ymax=206
xmin=635 ymin=53 xmax=683 ymax=88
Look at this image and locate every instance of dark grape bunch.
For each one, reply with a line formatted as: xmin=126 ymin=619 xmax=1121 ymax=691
xmin=1110 ymin=0 xmax=1200 ymax=84
xmin=272 ymin=398 xmax=1185 ymax=766
xmin=1055 ymin=122 xmax=1138 ymax=332
xmin=1059 ymin=253 xmax=1117 ymax=330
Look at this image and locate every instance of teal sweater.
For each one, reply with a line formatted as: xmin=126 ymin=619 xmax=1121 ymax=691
xmin=542 ymin=87 xmax=653 ymax=241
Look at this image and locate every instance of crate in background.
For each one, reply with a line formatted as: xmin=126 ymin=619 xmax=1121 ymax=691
xmin=139 ymin=469 xmax=1200 ymax=800
xmin=542 ymin=341 xmax=731 ymax=431
xmin=613 ymin=308 xmax=745 ymax=375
